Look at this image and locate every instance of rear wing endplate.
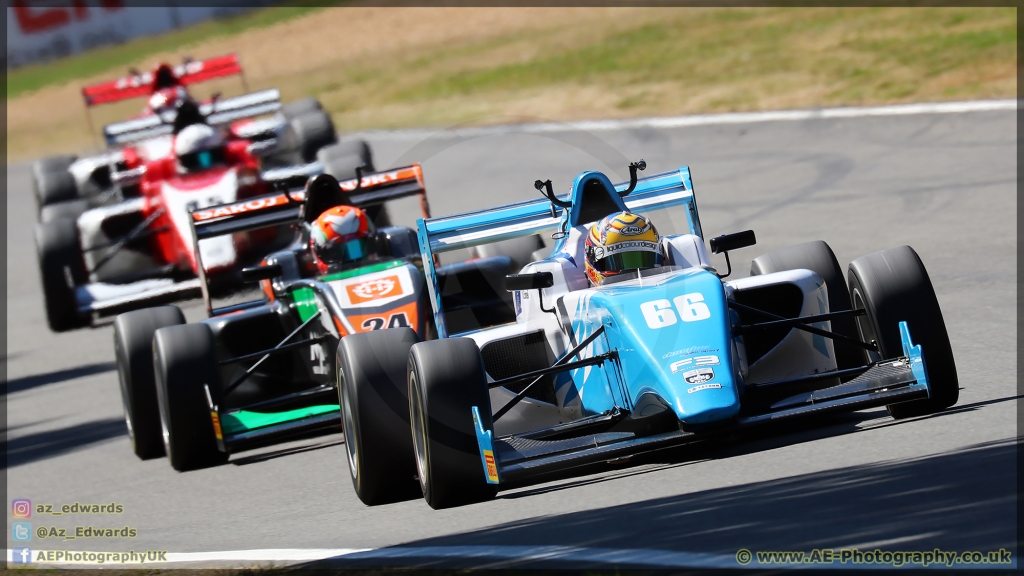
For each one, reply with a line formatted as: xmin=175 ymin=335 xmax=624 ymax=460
xmin=102 ymin=89 xmax=281 ymax=147
xmin=82 ymin=54 xmax=244 ymax=107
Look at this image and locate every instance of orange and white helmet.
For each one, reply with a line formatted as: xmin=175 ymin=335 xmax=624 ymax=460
xmin=584 ymin=211 xmax=662 ymax=285
xmin=310 ymin=205 xmax=373 ymax=273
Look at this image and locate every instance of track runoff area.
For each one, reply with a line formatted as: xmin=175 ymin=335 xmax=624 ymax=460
xmin=8 ymin=96 xmax=1015 ymax=565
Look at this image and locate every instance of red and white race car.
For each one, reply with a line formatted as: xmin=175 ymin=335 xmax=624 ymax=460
xmin=34 ymin=99 xmax=377 ymax=333
xmin=32 ymin=54 xmax=352 ymax=217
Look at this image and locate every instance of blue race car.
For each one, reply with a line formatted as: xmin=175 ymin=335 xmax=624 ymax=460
xmin=336 ymin=160 xmax=958 ymax=509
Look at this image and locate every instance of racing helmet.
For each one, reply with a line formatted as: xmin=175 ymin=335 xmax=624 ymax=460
xmin=148 ymin=86 xmax=189 ymax=117
xmin=174 ymin=123 xmax=226 ymax=174
xmin=584 ymin=211 xmax=663 ymax=285
xmin=310 ymin=205 xmax=373 ymax=273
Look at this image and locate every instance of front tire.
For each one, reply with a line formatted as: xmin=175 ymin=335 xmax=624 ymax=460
xmin=750 ymin=240 xmax=861 ymax=371
xmin=336 ymin=328 xmax=421 ymax=505
xmin=114 ymin=306 xmax=185 ymax=460
xmin=847 ymin=246 xmax=959 ymax=419
xmin=409 ymin=338 xmax=496 ymax=509
xmin=33 ymin=155 xmax=78 ymax=210
xmin=40 ymin=199 xmax=90 ymax=224
xmin=35 ymin=218 xmax=88 ymax=332
xmin=290 ymin=110 xmax=338 ymax=162
xmin=153 ymin=324 xmax=228 ymax=471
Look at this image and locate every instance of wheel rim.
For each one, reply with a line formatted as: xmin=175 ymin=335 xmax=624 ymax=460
xmin=409 ymin=370 xmax=429 ymax=494
xmin=339 ymin=372 xmax=359 ymax=480
xmin=114 ymin=342 xmax=135 ymax=444
xmin=155 ymin=359 xmax=172 ymax=459
xmin=851 ymin=289 xmax=882 ymax=364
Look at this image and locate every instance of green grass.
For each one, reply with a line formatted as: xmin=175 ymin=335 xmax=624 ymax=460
xmin=6 ymin=4 xmax=326 ymax=98
xmin=8 ymin=7 xmax=1016 ymax=161
xmin=393 ymin=8 xmax=1015 ymax=106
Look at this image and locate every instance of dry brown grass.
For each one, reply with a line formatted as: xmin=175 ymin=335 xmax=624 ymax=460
xmin=6 ymin=7 xmax=1016 ymax=163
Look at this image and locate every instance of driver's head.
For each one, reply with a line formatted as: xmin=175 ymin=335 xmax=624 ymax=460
xmin=174 ymin=123 xmax=226 ymax=174
xmin=584 ymin=211 xmax=663 ymax=285
xmin=148 ymin=86 xmax=189 ymax=117
xmin=310 ymin=205 xmax=373 ymax=273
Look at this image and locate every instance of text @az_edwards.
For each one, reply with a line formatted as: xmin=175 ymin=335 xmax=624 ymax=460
xmin=32 ymin=502 xmax=124 ymax=515
xmin=35 ymin=525 xmax=137 ymax=540
xmin=735 ymin=548 xmax=1014 ymax=567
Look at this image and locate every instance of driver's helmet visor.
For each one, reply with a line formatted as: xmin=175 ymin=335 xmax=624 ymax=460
xmin=592 ymin=249 xmax=661 ymax=273
xmin=179 ymin=148 xmax=226 ymax=172
xmin=319 ymin=237 xmax=366 ymax=265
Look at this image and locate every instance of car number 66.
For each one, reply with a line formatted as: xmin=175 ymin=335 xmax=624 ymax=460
xmin=640 ymin=293 xmax=711 ymax=328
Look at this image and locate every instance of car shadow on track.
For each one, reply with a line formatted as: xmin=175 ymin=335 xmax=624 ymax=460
xmin=309 ymin=439 xmax=1016 ymax=569
xmin=4 ymin=417 xmax=125 ymax=468
xmin=231 ymin=436 xmax=345 ymax=466
xmin=3 ymin=362 xmax=116 ymax=395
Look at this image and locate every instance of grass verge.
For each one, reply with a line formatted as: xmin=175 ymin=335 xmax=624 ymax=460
xmin=7 ymin=7 xmax=1015 ymax=163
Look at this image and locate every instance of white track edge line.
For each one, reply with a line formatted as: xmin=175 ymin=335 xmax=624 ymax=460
xmin=351 ymin=99 xmax=1017 ymax=141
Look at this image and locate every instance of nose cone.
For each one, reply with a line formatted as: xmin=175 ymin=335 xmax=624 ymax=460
xmin=592 ymin=268 xmax=741 ymax=424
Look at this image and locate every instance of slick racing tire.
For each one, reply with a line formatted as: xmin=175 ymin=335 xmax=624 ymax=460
xmin=33 ymin=155 xmax=79 ymax=210
xmin=282 ymin=97 xmax=323 ymax=120
xmin=290 ymin=110 xmax=338 ymax=162
xmin=154 ymin=324 xmax=228 ymax=471
xmin=114 ymin=306 xmax=186 ymax=460
xmin=473 ymin=235 xmax=546 ymax=272
xmin=847 ymin=246 xmax=959 ymax=419
xmin=35 ymin=218 xmax=89 ymax=332
xmin=317 ymin=139 xmax=375 ymax=181
xmin=751 ymin=240 xmax=861 ymax=371
xmin=39 ymin=199 xmax=90 ymax=224
xmin=336 ymin=328 xmax=421 ymax=506
xmin=409 ymin=338 xmax=497 ymax=509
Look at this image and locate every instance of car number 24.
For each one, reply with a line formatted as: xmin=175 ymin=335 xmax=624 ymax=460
xmin=640 ymin=293 xmax=710 ymax=329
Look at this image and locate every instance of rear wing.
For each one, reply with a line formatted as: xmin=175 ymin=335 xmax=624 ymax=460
xmin=102 ymin=89 xmax=281 ymax=147
xmin=82 ymin=54 xmax=244 ymax=107
xmin=416 ymin=166 xmax=702 ymax=337
xmin=190 ymin=164 xmax=429 ymax=316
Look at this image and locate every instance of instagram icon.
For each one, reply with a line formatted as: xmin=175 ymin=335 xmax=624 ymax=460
xmin=12 ymin=499 xmax=31 ymax=518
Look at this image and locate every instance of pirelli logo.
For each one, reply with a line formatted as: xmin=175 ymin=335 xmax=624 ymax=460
xmin=210 ymin=411 xmax=223 ymax=440
xmin=483 ymin=450 xmax=499 ymax=483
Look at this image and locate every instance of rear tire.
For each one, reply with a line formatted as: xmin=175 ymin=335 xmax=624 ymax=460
xmin=409 ymin=338 xmax=496 ymax=509
xmin=114 ymin=306 xmax=185 ymax=460
xmin=153 ymin=324 xmax=228 ymax=471
xmin=35 ymin=218 xmax=88 ymax=332
xmin=40 ymin=199 xmax=90 ymax=224
xmin=282 ymin=97 xmax=322 ymax=120
xmin=33 ymin=156 xmax=79 ymax=209
xmin=317 ymin=139 xmax=375 ymax=181
xmin=750 ymin=240 xmax=861 ymax=371
xmin=337 ymin=328 xmax=421 ymax=505
xmin=847 ymin=246 xmax=959 ymax=419
xmin=290 ymin=110 xmax=338 ymax=162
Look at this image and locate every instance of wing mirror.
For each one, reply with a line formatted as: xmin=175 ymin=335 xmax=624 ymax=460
xmin=241 ymin=263 xmax=282 ymax=283
xmin=708 ymin=230 xmax=756 ymax=279
xmin=247 ymin=138 xmax=279 ymax=157
xmin=710 ymin=230 xmax=756 ymax=254
xmin=506 ymin=272 xmax=553 ymax=292
xmin=111 ymin=166 xmax=146 ymax=188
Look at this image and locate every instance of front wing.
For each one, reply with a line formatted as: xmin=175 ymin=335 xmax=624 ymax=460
xmin=475 ymin=322 xmax=930 ymax=485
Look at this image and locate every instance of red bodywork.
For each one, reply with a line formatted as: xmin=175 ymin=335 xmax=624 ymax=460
xmin=136 ymin=138 xmax=271 ymax=274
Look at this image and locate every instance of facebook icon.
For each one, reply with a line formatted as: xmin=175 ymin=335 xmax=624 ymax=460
xmin=12 ymin=546 xmax=32 ymax=564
